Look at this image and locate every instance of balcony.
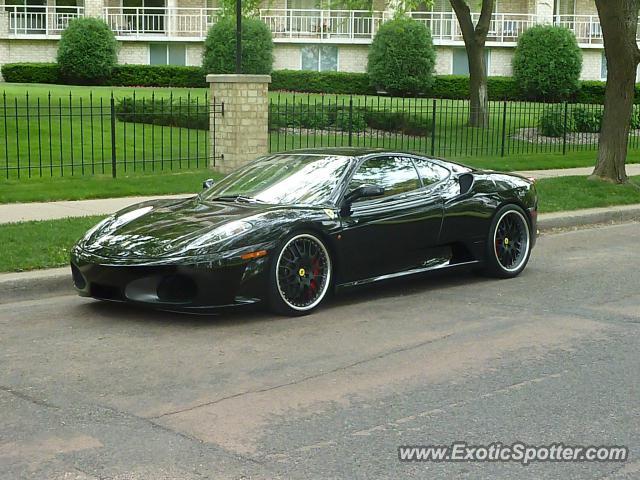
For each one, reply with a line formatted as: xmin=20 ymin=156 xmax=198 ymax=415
xmin=1 ymin=5 xmax=83 ymax=38
xmin=554 ymin=15 xmax=603 ymax=45
xmin=409 ymin=11 xmax=537 ymax=44
xmin=103 ymin=7 xmax=221 ymax=40
xmin=258 ymin=8 xmax=384 ymax=43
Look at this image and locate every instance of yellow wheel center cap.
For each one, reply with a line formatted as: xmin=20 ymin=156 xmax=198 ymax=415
xmin=298 ymin=268 xmax=306 ymax=277
xmin=504 ymin=237 xmax=509 ymax=246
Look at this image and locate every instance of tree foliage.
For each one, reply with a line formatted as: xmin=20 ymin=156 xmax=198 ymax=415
xmin=56 ymin=18 xmax=118 ymax=85
xmin=513 ymin=25 xmax=582 ymax=100
xmin=367 ymin=16 xmax=435 ymax=96
xmin=202 ymin=17 xmax=273 ymax=74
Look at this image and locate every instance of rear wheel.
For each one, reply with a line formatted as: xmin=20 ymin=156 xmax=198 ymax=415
xmin=268 ymin=232 xmax=332 ymax=316
xmin=482 ymin=205 xmax=532 ymax=278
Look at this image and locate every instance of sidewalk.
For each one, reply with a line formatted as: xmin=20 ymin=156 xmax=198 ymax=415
xmin=1 ymin=165 xmax=640 ymax=225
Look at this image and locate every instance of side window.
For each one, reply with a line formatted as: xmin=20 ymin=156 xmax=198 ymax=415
xmin=348 ymin=156 xmax=420 ymax=199
xmin=411 ymin=158 xmax=450 ymax=187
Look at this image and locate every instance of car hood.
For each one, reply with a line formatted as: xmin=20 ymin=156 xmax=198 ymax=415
xmin=78 ymin=196 xmax=294 ymax=259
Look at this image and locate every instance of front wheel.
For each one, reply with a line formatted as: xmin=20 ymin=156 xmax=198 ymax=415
xmin=268 ymin=232 xmax=333 ymax=316
xmin=482 ymin=205 xmax=532 ymax=278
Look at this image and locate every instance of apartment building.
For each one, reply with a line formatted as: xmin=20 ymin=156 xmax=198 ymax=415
xmin=0 ymin=0 xmax=612 ymax=81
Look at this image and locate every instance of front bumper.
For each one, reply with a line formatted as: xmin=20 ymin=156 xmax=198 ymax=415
xmin=70 ymin=245 xmax=271 ymax=311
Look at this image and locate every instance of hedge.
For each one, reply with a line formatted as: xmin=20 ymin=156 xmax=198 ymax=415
xmin=115 ymin=97 xmax=208 ymax=130
xmin=271 ymin=70 xmax=374 ymax=95
xmin=4 ymin=62 xmax=640 ymax=105
xmin=1 ymin=63 xmax=60 ymax=84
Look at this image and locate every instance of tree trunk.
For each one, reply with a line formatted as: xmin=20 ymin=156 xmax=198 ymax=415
xmin=591 ymin=0 xmax=640 ymax=183
xmin=467 ymin=42 xmax=489 ymax=128
xmin=449 ymin=0 xmax=494 ymax=128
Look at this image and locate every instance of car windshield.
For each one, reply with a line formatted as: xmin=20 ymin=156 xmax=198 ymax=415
xmin=201 ymin=154 xmax=352 ymax=205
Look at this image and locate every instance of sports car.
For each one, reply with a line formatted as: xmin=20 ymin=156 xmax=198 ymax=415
xmin=71 ymin=148 xmax=537 ymax=316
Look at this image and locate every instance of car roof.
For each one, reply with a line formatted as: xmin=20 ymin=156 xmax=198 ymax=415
xmin=275 ymin=147 xmax=415 ymax=159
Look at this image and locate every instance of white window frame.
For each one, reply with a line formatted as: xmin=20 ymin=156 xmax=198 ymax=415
xmin=148 ymin=43 xmax=186 ymax=66
xmin=450 ymin=48 xmax=491 ymax=76
xmin=299 ymin=45 xmax=340 ymax=72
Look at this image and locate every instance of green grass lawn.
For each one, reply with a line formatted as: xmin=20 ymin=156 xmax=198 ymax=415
xmin=537 ymin=175 xmax=640 ymax=213
xmin=0 ymin=169 xmax=218 ymax=203
xmin=0 ymin=215 xmax=105 ymax=272
xmin=1 ymin=175 xmax=639 ymax=273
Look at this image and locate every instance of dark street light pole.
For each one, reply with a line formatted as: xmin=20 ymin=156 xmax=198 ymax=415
xmin=235 ymin=0 xmax=242 ymax=74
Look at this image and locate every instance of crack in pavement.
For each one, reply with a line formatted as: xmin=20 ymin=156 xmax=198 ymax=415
xmin=0 ymin=385 xmax=59 ymax=410
xmin=149 ymin=332 xmax=455 ymax=420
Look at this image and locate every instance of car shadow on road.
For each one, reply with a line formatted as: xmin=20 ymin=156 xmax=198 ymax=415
xmin=77 ymin=265 xmax=498 ymax=328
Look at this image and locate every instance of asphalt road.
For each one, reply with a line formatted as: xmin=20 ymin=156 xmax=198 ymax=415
xmin=1 ymin=223 xmax=639 ymax=480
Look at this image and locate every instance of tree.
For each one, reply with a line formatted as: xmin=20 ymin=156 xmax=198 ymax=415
xmin=56 ymin=18 xmax=118 ymax=85
xmin=590 ymin=0 xmax=640 ymax=184
xmin=202 ymin=17 xmax=273 ymax=74
xmin=449 ymin=0 xmax=494 ymax=127
xmin=367 ymin=16 xmax=436 ymax=96
xmin=512 ymin=25 xmax=582 ymax=101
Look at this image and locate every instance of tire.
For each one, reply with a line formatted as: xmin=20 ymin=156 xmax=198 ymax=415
xmin=482 ymin=204 xmax=532 ymax=278
xmin=268 ymin=231 xmax=333 ymax=316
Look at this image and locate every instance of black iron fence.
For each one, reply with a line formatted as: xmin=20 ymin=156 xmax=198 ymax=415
xmin=1 ymin=90 xmax=638 ymax=180
xmin=268 ymin=94 xmax=640 ymax=158
xmin=0 ymin=91 xmax=212 ymax=179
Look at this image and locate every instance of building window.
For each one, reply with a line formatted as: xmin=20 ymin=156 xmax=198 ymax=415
xmin=452 ymin=48 xmax=490 ymax=76
xmin=301 ymin=46 xmax=338 ymax=72
xmin=150 ymin=44 xmax=186 ymax=66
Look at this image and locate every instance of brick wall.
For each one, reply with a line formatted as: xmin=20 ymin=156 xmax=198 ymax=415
xmin=582 ymin=49 xmax=604 ymax=81
xmin=274 ymin=45 xmax=301 ymax=70
xmin=338 ymin=45 xmax=368 ymax=73
xmin=434 ymin=46 xmax=452 ymax=75
xmin=118 ymin=43 xmax=148 ymax=64
xmin=489 ymin=48 xmax=514 ymax=76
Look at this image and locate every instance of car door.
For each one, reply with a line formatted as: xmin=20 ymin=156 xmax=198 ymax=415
xmin=338 ymin=155 xmax=444 ymax=283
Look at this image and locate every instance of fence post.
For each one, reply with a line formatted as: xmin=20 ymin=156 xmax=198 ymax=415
xmin=110 ymin=95 xmax=117 ymax=178
xmin=430 ymin=98 xmax=437 ymax=156
xmin=562 ymin=101 xmax=568 ymax=155
xmin=500 ymin=100 xmax=507 ymax=157
xmin=348 ymin=96 xmax=353 ymax=147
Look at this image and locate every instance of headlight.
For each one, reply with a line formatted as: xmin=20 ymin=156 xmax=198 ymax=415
xmin=189 ymin=220 xmax=253 ymax=249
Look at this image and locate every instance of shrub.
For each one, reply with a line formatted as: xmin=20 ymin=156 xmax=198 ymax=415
xmin=115 ymin=97 xmax=209 ymax=130
xmin=202 ymin=17 xmax=273 ymax=74
xmin=270 ymin=70 xmax=374 ymax=95
xmin=364 ymin=110 xmax=432 ymax=136
xmin=538 ymin=105 xmax=574 ymax=137
xmin=0 ymin=63 xmax=60 ymax=84
xmin=110 ymin=65 xmax=206 ymax=88
xmin=269 ymin=103 xmax=332 ymax=130
xmin=367 ymin=16 xmax=435 ymax=96
xmin=572 ymin=106 xmax=603 ymax=133
xmin=630 ymin=107 xmax=640 ymax=129
xmin=332 ymin=107 xmax=367 ymax=132
xmin=57 ymin=18 xmax=118 ymax=85
xmin=513 ymin=25 xmax=582 ymax=100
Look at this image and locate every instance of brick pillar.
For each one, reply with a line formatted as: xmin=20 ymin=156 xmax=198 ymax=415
xmin=207 ymin=74 xmax=271 ymax=174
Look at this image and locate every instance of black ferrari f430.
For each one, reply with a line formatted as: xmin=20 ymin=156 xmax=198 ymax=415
xmin=71 ymin=148 xmax=538 ymax=315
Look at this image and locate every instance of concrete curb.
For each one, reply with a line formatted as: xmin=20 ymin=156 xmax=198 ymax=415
xmin=537 ymin=204 xmax=640 ymax=231
xmin=0 ymin=267 xmax=73 ymax=305
xmin=1 ymin=204 xmax=639 ymax=304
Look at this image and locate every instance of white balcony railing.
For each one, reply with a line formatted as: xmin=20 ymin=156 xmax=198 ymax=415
xmin=554 ymin=14 xmax=603 ymax=44
xmin=3 ymin=5 xmax=83 ymax=36
xmin=259 ymin=9 xmax=385 ymax=41
xmin=103 ymin=7 xmax=221 ymax=38
xmin=409 ymin=11 xmax=537 ymax=43
xmin=0 ymin=6 xmax=629 ymax=48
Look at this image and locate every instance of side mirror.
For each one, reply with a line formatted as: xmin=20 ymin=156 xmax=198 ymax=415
xmin=202 ymin=178 xmax=215 ymax=190
xmin=343 ymin=184 xmax=385 ymax=204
